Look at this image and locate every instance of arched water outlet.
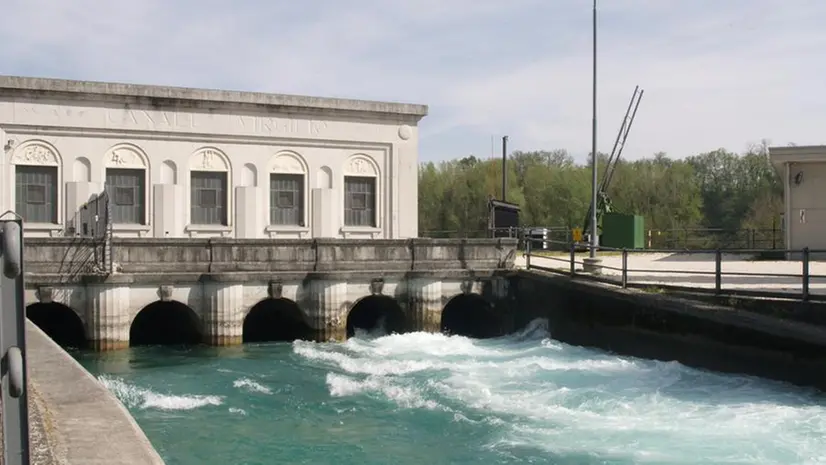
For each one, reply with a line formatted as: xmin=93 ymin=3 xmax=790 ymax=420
xmin=243 ymin=298 xmax=312 ymax=343
xmin=130 ymin=300 xmax=202 ymax=346
xmin=26 ymin=302 xmax=88 ymax=349
xmin=440 ymin=294 xmax=502 ymax=339
xmin=346 ymin=295 xmax=406 ymax=338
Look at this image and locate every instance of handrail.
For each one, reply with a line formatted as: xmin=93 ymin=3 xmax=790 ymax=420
xmin=523 ymin=237 xmax=825 ymax=302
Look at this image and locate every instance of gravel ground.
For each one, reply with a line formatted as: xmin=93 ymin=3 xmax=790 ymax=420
xmin=0 ymin=382 xmax=58 ymax=465
xmin=519 ymin=252 xmax=826 ymax=295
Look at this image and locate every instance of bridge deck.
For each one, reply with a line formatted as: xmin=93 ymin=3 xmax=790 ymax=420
xmin=517 ymin=252 xmax=826 ymax=296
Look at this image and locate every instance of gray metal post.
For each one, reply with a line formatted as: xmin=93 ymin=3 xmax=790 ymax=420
xmin=1 ymin=213 xmax=30 ymax=465
xmin=589 ymin=0 xmax=599 ymax=259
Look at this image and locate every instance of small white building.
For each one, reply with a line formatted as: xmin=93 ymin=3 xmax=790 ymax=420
xmin=0 ymin=76 xmax=427 ymax=239
xmin=769 ymin=145 xmax=826 ymax=253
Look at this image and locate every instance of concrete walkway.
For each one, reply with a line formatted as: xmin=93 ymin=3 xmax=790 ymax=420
xmin=517 ymin=252 xmax=826 ymax=296
xmin=1 ymin=322 xmax=165 ymax=465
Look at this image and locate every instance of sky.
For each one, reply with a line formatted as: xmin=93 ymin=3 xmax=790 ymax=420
xmin=2 ymin=0 xmax=825 ymax=163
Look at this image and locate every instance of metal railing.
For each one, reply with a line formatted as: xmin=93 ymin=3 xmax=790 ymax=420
xmin=422 ymin=226 xmax=785 ymax=250
xmin=523 ymin=238 xmax=826 ymax=302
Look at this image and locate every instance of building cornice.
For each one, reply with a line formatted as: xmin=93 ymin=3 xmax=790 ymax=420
xmin=0 ymin=75 xmax=428 ymax=121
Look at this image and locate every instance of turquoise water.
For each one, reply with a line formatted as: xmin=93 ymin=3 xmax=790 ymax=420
xmin=73 ymin=320 xmax=826 ymax=465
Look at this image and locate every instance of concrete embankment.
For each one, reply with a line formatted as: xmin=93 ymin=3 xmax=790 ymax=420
xmin=23 ymin=321 xmax=165 ymax=464
xmin=514 ymin=269 xmax=826 ymax=391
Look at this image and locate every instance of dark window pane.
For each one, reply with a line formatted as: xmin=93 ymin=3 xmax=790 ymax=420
xmin=27 ymin=185 xmax=46 ymax=204
xmin=269 ymin=173 xmax=304 ymax=226
xmin=344 ymin=176 xmax=376 ymax=227
xmin=115 ymin=187 xmax=135 ymax=206
xmin=105 ymin=168 xmax=146 ymax=224
xmin=191 ymin=171 xmax=227 ymax=225
xmin=15 ymin=165 xmax=58 ymax=223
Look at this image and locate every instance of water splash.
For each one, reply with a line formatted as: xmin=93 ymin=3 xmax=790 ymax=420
xmin=99 ymin=374 xmax=223 ymax=411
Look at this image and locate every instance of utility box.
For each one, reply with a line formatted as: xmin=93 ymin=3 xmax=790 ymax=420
xmin=602 ymin=213 xmax=645 ymax=249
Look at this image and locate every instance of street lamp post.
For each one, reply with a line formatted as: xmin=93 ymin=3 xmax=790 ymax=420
xmin=584 ymin=0 xmax=602 ymax=274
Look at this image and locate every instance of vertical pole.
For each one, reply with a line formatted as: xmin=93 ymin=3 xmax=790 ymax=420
xmin=1 ymin=217 xmax=31 ymax=465
xmin=803 ymin=247 xmax=810 ymax=301
xmin=714 ymin=249 xmax=722 ymax=294
xmin=570 ymin=242 xmax=576 ymax=276
xmin=589 ymin=0 xmax=599 ymax=259
xmin=621 ymin=249 xmax=628 ymax=288
xmin=525 ymin=235 xmax=531 ymax=269
xmin=502 ymin=135 xmax=508 ymax=203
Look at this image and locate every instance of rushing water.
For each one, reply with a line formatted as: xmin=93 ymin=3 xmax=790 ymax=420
xmin=72 ymin=319 xmax=826 ymax=465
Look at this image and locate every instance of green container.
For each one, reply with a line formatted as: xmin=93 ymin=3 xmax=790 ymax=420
xmin=601 ymin=213 xmax=645 ymax=249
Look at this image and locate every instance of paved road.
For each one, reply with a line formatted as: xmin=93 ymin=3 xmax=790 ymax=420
xmin=518 ymin=252 xmax=826 ymax=296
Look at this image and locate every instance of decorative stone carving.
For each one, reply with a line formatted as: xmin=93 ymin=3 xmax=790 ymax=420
xmin=158 ymin=285 xmax=174 ymax=301
xmin=190 ymin=148 xmax=229 ymax=172
xmin=370 ymin=278 xmax=384 ymax=296
xmin=398 ymin=125 xmax=412 ymax=141
xmin=271 ymin=152 xmax=306 ymax=174
xmin=344 ymin=155 xmax=377 ymax=176
xmin=36 ymin=286 xmax=54 ymax=304
xmin=268 ymin=280 xmax=283 ymax=299
xmin=106 ymin=145 xmax=147 ymax=169
xmin=11 ymin=142 xmax=59 ymax=166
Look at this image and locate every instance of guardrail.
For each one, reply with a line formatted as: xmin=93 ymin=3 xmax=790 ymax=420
xmin=523 ymin=238 xmax=826 ymax=302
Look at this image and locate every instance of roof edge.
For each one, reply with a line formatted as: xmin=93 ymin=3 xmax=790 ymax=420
xmin=0 ymin=75 xmax=429 ymax=119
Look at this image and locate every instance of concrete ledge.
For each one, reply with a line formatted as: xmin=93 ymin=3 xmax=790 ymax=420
xmin=0 ymin=75 xmax=428 ymax=119
xmin=515 ymin=269 xmax=826 ymax=390
xmin=25 ymin=321 xmax=165 ymax=465
xmin=25 ymin=269 xmax=510 ymax=286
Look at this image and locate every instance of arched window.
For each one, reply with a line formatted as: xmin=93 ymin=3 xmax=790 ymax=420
xmin=343 ymin=155 xmax=379 ymax=228
xmin=269 ymin=151 xmax=308 ymax=227
xmin=11 ymin=140 xmax=61 ymax=224
xmin=189 ymin=148 xmax=231 ymax=226
xmin=103 ymin=144 xmax=150 ymax=225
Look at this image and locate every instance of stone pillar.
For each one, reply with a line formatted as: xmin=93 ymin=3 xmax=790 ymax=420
xmin=234 ymin=186 xmax=260 ymax=239
xmin=307 ymin=279 xmax=347 ymax=341
xmin=86 ymin=284 xmax=130 ymax=351
xmin=153 ymin=184 xmax=185 ymax=238
xmin=407 ymin=278 xmax=443 ymax=333
xmin=202 ymin=282 xmax=244 ymax=346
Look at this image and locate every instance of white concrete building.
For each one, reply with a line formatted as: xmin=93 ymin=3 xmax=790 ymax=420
xmin=0 ymin=76 xmax=427 ymax=239
xmin=769 ymin=145 xmax=826 ymax=253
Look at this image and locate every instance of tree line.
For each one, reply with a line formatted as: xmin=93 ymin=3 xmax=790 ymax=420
xmin=418 ymin=143 xmax=785 ymax=248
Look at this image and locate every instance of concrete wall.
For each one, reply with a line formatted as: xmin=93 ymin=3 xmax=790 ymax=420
xmin=769 ymin=145 xmax=826 ymax=253
xmin=513 ymin=269 xmax=826 ymax=391
xmin=0 ymin=76 xmax=426 ymax=240
xmin=21 ymin=237 xmax=518 ymax=347
xmin=25 ymin=320 xmax=165 ymax=464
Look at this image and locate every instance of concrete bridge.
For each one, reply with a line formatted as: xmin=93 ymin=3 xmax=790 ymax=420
xmin=22 ymin=237 xmax=518 ymax=350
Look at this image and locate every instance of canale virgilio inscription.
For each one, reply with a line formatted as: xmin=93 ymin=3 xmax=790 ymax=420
xmin=10 ymin=103 xmax=329 ymax=137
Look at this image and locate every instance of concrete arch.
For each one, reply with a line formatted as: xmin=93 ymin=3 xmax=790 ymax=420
xmin=103 ymin=142 xmax=151 ymax=170
xmin=189 ymin=146 xmax=232 ymax=173
xmin=346 ymin=295 xmax=405 ymax=338
xmin=269 ymin=150 xmax=309 ymax=175
xmin=440 ymin=293 xmax=502 ymax=339
xmin=242 ymin=298 xmax=312 ymax=343
xmin=160 ymin=159 xmax=178 ymax=185
xmin=73 ymin=156 xmax=92 ymax=182
xmin=9 ymin=139 xmax=63 ymax=166
xmin=343 ymin=153 xmax=379 ymax=177
xmin=26 ymin=302 xmax=87 ymax=349
xmin=129 ymin=300 xmax=202 ymax=346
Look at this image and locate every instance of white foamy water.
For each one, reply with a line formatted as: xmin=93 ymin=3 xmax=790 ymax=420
xmin=293 ymin=318 xmax=826 ymax=464
xmin=99 ymin=374 xmax=224 ymax=411
xmin=233 ymin=377 xmax=273 ymax=395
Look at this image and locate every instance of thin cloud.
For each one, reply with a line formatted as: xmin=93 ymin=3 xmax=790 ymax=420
xmin=1 ymin=0 xmax=824 ymax=162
